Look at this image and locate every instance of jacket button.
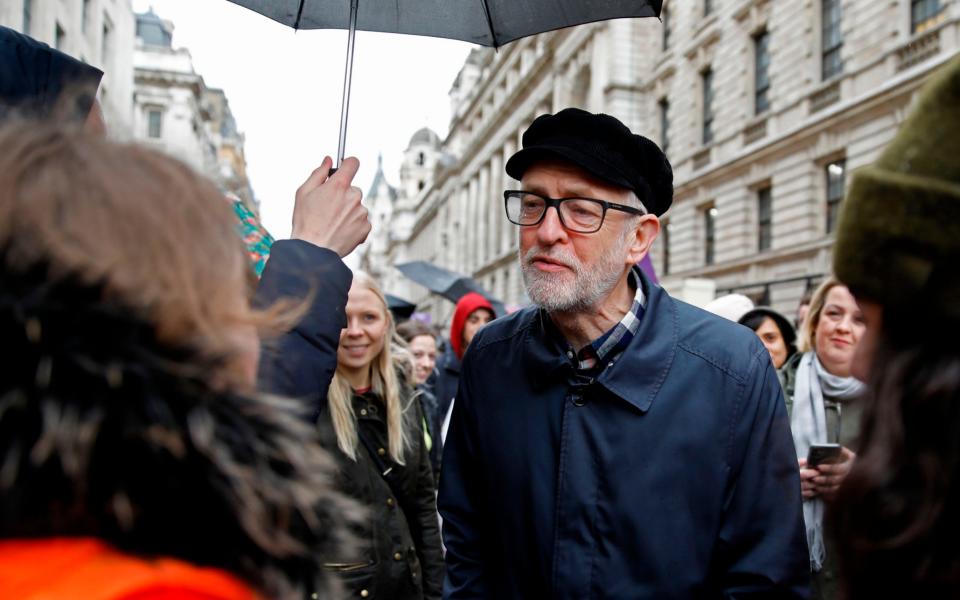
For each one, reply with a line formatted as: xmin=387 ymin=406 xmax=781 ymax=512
xmin=377 ymin=447 xmax=386 ymax=456
xmin=360 ymin=590 xmax=370 ymax=598
xmin=571 ymin=394 xmax=585 ymax=407
xmin=393 ymin=551 xmax=403 ymax=561
xmin=386 ymin=497 xmax=395 ymax=507
xmin=360 ymin=409 xmax=368 ymax=416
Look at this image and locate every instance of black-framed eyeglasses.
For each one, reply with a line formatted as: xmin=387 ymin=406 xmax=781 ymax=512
xmin=503 ymin=190 xmax=644 ymax=234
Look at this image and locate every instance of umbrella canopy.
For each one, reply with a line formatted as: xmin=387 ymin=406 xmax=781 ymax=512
xmin=224 ymin=0 xmax=662 ymax=167
xmin=385 ymin=293 xmax=417 ymax=321
xmin=397 ymin=261 xmax=506 ymax=317
xmin=226 ymin=1 xmax=662 ymax=47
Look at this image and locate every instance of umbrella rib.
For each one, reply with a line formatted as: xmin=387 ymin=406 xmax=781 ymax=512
xmin=293 ymin=0 xmax=306 ymax=30
xmin=478 ymin=0 xmax=498 ymax=47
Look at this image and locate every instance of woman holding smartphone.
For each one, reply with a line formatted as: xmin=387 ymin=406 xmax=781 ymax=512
xmin=781 ymin=276 xmax=866 ymax=599
xmin=320 ymin=272 xmax=443 ymax=600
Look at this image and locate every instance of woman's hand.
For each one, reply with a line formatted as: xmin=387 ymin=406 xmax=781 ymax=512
xmin=798 ymin=458 xmax=820 ymax=499
xmin=812 ymin=446 xmax=856 ymax=500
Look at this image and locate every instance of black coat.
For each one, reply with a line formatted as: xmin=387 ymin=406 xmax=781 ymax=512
xmin=317 ymin=387 xmax=444 ymax=599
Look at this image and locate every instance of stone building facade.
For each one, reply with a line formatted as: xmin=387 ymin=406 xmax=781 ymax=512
xmin=133 ymin=10 xmax=216 ymax=176
xmin=383 ymin=0 xmax=959 ymax=324
xmin=132 ymin=9 xmax=256 ymax=209
xmin=1 ymin=4 xmax=257 ymax=211
xmin=0 ymin=0 xmax=135 ymax=137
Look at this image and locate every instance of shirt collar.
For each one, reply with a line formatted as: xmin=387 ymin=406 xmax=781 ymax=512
xmin=568 ymin=268 xmax=647 ymax=373
xmin=526 ymin=267 xmax=677 ymax=413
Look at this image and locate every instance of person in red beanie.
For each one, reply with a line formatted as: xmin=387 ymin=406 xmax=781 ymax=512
xmin=433 ymin=293 xmax=495 ymax=456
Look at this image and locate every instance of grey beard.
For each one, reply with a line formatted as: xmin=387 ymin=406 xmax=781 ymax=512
xmin=520 ymin=240 xmax=628 ymax=313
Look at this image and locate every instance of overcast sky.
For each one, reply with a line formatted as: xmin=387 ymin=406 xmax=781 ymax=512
xmin=131 ymin=0 xmax=474 ymax=250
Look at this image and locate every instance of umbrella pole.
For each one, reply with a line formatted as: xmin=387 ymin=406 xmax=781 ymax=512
xmin=335 ymin=0 xmax=359 ymax=170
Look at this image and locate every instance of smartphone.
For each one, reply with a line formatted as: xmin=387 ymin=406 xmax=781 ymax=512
xmin=806 ymin=443 xmax=842 ymax=467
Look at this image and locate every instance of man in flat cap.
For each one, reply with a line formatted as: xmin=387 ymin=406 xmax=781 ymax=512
xmin=438 ymin=108 xmax=809 ymax=599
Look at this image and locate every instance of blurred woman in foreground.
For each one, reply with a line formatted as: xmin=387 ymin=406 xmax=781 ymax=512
xmin=831 ymin=56 xmax=960 ymax=598
xmin=321 ymin=273 xmax=443 ymax=599
xmin=0 ymin=122 xmax=353 ymax=599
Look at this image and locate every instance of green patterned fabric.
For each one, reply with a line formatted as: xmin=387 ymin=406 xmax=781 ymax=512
xmin=229 ymin=194 xmax=274 ymax=278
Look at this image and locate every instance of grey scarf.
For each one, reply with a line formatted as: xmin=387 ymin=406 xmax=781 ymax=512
xmin=790 ymin=352 xmax=865 ymax=571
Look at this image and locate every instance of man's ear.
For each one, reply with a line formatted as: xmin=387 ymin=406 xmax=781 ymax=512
xmin=625 ymin=215 xmax=660 ymax=266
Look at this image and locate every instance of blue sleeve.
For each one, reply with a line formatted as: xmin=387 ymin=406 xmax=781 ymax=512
xmin=254 ymin=239 xmax=352 ymax=417
xmin=437 ymin=345 xmax=487 ymax=599
xmin=717 ymin=348 xmax=811 ymax=599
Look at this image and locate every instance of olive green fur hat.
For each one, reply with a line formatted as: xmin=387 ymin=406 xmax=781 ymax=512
xmin=833 ymin=56 xmax=960 ymax=321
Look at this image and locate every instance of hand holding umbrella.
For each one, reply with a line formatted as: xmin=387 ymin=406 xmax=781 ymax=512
xmin=291 ymin=155 xmax=371 ymax=257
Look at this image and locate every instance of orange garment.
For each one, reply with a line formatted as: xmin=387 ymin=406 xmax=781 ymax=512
xmin=0 ymin=538 xmax=260 ymax=600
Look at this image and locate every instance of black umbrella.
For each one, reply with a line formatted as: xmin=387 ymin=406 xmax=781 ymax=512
xmin=225 ymin=0 xmax=662 ymax=167
xmin=385 ymin=293 xmax=417 ymax=321
xmin=396 ymin=260 xmax=506 ymax=317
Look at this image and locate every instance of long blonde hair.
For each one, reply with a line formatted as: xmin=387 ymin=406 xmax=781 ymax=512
xmin=328 ymin=272 xmax=414 ymax=464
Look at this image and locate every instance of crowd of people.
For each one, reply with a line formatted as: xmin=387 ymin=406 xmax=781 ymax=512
xmin=1 ymin=23 xmax=959 ymax=600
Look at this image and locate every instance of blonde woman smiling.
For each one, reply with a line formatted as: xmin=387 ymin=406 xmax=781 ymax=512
xmin=319 ymin=272 xmax=443 ymax=600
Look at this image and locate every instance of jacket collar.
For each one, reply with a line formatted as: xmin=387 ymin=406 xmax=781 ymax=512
xmin=525 ymin=270 xmax=678 ymax=413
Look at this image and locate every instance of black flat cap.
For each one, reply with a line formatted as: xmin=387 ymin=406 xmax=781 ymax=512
xmin=505 ymin=108 xmax=673 ymax=216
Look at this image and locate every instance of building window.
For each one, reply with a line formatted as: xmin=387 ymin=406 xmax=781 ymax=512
xmin=911 ymin=0 xmax=942 ymax=34
xmin=754 ymin=31 xmax=770 ymax=114
xmin=101 ymin=15 xmax=113 ymax=63
xmin=147 ymin=109 xmax=163 ymax=139
xmin=825 ymin=160 xmax=846 ymax=234
xmin=757 ymin=187 xmax=772 ymax=251
xmin=416 ymin=152 xmax=425 ymax=166
xmin=658 ymin=97 xmax=670 ymax=155
xmin=704 ymin=206 xmax=718 ymax=265
xmin=702 ymin=69 xmax=714 ymax=145
xmin=82 ymin=0 xmax=91 ymax=33
xmin=22 ymin=0 xmax=31 ymax=34
xmin=55 ymin=23 xmax=66 ymax=50
xmin=704 ymin=0 xmax=713 ymax=16
xmin=418 ymin=180 xmax=425 ymax=191
xmin=662 ymin=4 xmax=671 ymax=51
xmin=662 ymin=221 xmax=671 ymax=276
xmin=822 ymin=0 xmax=843 ymax=80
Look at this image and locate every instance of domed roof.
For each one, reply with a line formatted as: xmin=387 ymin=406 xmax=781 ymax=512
xmin=408 ymin=127 xmax=440 ymax=149
xmin=136 ymin=8 xmax=173 ymax=47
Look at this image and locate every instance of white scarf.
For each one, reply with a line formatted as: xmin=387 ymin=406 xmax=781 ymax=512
xmin=790 ymin=352 xmax=865 ymax=571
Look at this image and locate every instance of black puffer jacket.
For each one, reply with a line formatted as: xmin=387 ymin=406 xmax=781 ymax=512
xmin=317 ymin=385 xmax=444 ymax=600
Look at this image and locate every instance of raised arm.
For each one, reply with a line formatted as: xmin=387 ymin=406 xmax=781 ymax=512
xmin=255 ymin=156 xmax=370 ymax=414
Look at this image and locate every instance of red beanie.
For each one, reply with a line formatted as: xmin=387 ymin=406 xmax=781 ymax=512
xmin=449 ymin=292 xmax=495 ymax=359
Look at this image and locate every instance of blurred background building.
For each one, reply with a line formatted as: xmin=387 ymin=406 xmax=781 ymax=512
xmin=374 ymin=0 xmax=959 ymax=324
xmin=0 ymin=0 xmax=135 ymax=137
xmin=0 ymin=2 xmax=258 ymax=211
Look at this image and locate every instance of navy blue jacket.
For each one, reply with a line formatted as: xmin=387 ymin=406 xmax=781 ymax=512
xmin=255 ymin=239 xmax=352 ymax=412
xmin=438 ymin=274 xmax=809 ymax=599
